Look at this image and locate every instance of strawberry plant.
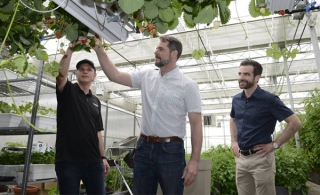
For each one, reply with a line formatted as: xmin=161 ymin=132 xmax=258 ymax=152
xmin=247 ymin=0 xmax=299 ymax=60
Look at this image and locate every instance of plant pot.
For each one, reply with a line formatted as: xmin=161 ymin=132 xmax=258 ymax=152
xmin=0 ymin=113 xmax=22 ymax=127
xmin=0 ymin=185 xmax=8 ymax=193
xmin=16 ymin=164 xmax=56 ymax=181
xmin=309 ymin=172 xmax=320 ymax=185
xmin=15 ymin=172 xmax=27 ymax=186
xmin=276 ymin=186 xmax=288 ymax=195
xmin=19 ymin=115 xmax=56 ymax=131
xmin=211 ymin=182 xmax=222 ymax=195
xmin=12 ymin=185 xmax=39 ymax=195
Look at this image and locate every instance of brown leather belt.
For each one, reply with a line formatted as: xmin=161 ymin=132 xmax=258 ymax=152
xmin=140 ymin=134 xmax=182 ymax=143
xmin=239 ymin=149 xmax=257 ymax=156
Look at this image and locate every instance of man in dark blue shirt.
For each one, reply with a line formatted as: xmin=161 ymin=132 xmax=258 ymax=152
xmin=230 ymin=59 xmax=301 ymax=195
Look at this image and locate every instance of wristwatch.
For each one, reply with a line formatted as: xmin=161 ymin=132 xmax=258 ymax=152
xmin=272 ymin=141 xmax=279 ymax=149
xmin=101 ymin=156 xmax=108 ymax=160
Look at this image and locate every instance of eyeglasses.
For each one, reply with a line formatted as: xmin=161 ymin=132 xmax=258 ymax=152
xmin=77 ymin=68 xmax=94 ymax=73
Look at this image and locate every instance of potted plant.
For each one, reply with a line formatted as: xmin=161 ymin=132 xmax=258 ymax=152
xmin=296 ymin=88 xmax=320 ymax=185
xmin=200 ymin=145 xmax=237 ymax=195
xmin=0 ymin=100 xmax=22 ymax=127
xmin=0 ymin=100 xmax=57 ymax=131
xmin=12 ymin=185 xmax=39 ymax=195
xmin=275 ymin=146 xmax=312 ymax=195
xmin=0 ymin=142 xmax=56 ymax=181
xmin=45 ymin=184 xmax=60 ymax=195
xmin=17 ymin=101 xmax=57 ymax=132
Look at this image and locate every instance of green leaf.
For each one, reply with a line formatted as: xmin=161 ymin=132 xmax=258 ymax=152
xmin=153 ymin=17 xmax=169 ymax=34
xmin=157 ymin=0 xmax=171 ymax=8
xmin=292 ymin=48 xmax=299 ymax=54
xmin=43 ymin=63 xmax=51 ymax=72
xmin=248 ymin=0 xmax=271 ymax=18
xmin=159 ymin=7 xmax=174 ymax=22
xmin=172 ymin=4 xmax=182 ymax=17
xmin=0 ymin=1 xmax=14 ymax=12
xmin=183 ymin=12 xmax=196 ymax=28
xmin=183 ymin=4 xmax=193 ymax=14
xmin=282 ymin=47 xmax=288 ymax=53
xmin=13 ymin=55 xmax=27 ymax=73
xmin=0 ymin=11 xmax=10 ymax=21
xmin=248 ymin=0 xmax=260 ymax=18
xmin=168 ymin=17 xmax=179 ymax=30
xmin=273 ymin=51 xmax=282 ymax=59
xmin=271 ymin=43 xmax=278 ymax=50
xmin=266 ymin=48 xmax=274 ymax=56
xmin=52 ymin=71 xmax=59 ymax=77
xmin=194 ymin=5 xmax=214 ymax=24
xmin=72 ymin=44 xmax=83 ymax=52
xmin=144 ymin=1 xmax=159 ymax=19
xmin=19 ymin=35 xmax=31 ymax=45
xmin=118 ymin=0 xmax=144 ymax=14
xmin=289 ymin=52 xmax=297 ymax=59
xmin=66 ymin=24 xmax=78 ymax=42
xmin=33 ymin=0 xmax=43 ymax=10
xmin=34 ymin=49 xmax=49 ymax=61
xmin=192 ymin=49 xmax=205 ymax=60
xmin=217 ymin=0 xmax=231 ymax=24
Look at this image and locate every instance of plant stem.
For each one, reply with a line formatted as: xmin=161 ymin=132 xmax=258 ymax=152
xmin=263 ymin=16 xmax=275 ymax=43
xmin=234 ymin=0 xmax=248 ymax=39
xmin=0 ymin=0 xmax=20 ymax=53
xmin=282 ymin=16 xmax=287 ymax=46
xmin=2 ymin=68 xmax=46 ymax=132
xmin=196 ymin=25 xmax=200 ymax=50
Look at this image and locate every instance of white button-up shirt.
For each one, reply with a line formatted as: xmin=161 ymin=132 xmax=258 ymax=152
xmin=130 ymin=66 xmax=202 ymax=138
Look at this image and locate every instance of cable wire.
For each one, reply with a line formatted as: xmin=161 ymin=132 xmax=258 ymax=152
xmin=20 ymin=0 xmax=68 ymax=13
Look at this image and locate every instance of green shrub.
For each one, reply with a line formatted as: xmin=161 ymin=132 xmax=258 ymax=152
xmin=201 ymin=145 xmax=237 ymax=195
xmin=297 ymin=88 xmax=320 ymax=173
xmin=0 ymin=148 xmax=55 ymax=165
xmin=275 ymin=146 xmax=312 ymax=195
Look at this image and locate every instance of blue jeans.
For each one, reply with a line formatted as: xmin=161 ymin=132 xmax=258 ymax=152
xmin=55 ymin=161 xmax=105 ymax=195
xmin=133 ymin=138 xmax=186 ymax=195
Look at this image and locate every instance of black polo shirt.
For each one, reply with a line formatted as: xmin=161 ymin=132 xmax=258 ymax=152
xmin=230 ymin=86 xmax=293 ymax=150
xmin=55 ymin=81 xmax=104 ymax=163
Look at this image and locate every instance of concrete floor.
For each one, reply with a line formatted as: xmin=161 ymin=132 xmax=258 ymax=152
xmin=307 ymin=181 xmax=320 ymax=195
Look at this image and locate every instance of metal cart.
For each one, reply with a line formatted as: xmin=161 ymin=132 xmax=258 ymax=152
xmin=106 ymin=136 xmax=137 ymax=195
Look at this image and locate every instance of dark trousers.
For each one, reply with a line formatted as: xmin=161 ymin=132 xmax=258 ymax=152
xmin=55 ymin=161 xmax=105 ymax=195
xmin=133 ymin=138 xmax=186 ymax=195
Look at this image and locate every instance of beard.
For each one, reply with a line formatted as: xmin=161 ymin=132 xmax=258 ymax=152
xmin=239 ymin=79 xmax=255 ymax=89
xmin=155 ymin=56 xmax=171 ymax=68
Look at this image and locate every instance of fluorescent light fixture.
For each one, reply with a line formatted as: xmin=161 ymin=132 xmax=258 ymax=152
xmin=52 ymin=0 xmax=129 ymax=44
xmin=265 ymin=0 xmax=295 ymax=12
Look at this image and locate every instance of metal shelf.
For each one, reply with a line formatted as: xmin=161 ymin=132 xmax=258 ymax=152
xmin=0 ymin=127 xmax=56 ymax=135
xmin=0 ymin=64 xmax=55 ymax=194
xmin=0 ymin=77 xmax=55 ymax=97
xmin=0 ymin=178 xmax=56 ymax=185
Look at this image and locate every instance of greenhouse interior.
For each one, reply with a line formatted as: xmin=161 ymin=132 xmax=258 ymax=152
xmin=0 ymin=0 xmax=320 ymax=194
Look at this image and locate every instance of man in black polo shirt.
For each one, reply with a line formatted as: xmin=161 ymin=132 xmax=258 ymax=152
xmin=55 ymin=44 xmax=110 ymax=195
xmin=230 ymin=59 xmax=302 ymax=195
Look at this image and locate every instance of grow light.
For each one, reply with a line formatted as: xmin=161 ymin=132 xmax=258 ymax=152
xmin=51 ymin=0 xmax=129 ymax=44
xmin=265 ymin=0 xmax=295 ymax=12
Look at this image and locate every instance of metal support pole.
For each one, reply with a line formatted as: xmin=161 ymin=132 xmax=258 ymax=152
xmin=21 ymin=61 xmax=44 ymax=194
xmin=283 ymin=56 xmax=300 ymax=147
xmin=104 ymin=100 xmax=109 ymax=150
xmin=306 ymin=12 xmax=320 ymax=81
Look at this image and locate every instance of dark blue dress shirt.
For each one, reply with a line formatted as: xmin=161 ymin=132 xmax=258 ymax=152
xmin=230 ymin=86 xmax=294 ymax=150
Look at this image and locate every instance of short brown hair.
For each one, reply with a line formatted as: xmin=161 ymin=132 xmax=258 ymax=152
xmin=159 ymin=35 xmax=183 ymax=59
xmin=240 ymin=59 xmax=263 ymax=77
